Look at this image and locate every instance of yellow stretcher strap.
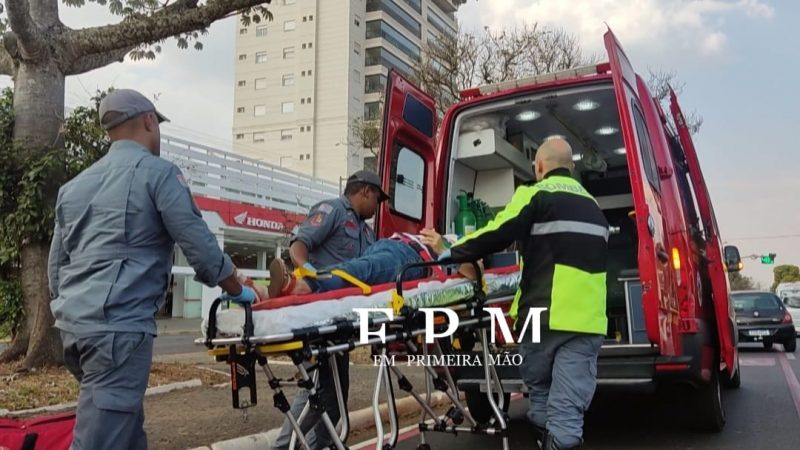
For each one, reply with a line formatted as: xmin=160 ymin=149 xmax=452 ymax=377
xmin=293 ymin=266 xmax=372 ymax=295
xmin=391 ymin=290 xmax=405 ymax=315
xmin=207 ymin=340 xmax=304 ymax=357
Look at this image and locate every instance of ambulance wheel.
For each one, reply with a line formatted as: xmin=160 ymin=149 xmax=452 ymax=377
xmin=693 ymin=365 xmax=726 ymax=432
xmin=721 ymin=355 xmax=741 ymax=389
xmin=465 ymin=390 xmax=511 ymax=424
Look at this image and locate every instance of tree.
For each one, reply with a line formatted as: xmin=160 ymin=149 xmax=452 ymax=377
xmin=646 ymin=68 xmax=703 ymax=134
xmin=772 ymin=264 xmax=800 ymax=292
xmin=0 ymin=0 xmax=272 ymax=370
xmin=728 ymin=271 xmax=757 ymax=291
xmin=413 ymin=24 xmax=596 ymax=114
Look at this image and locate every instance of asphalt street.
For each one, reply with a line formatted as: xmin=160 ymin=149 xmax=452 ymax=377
xmin=351 ymin=339 xmax=800 ymax=450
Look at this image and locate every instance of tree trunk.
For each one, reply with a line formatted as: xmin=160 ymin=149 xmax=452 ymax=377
xmin=12 ymin=60 xmax=66 ymax=369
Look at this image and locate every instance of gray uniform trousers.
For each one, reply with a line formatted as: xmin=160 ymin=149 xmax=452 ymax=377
xmin=518 ymin=330 xmax=603 ymax=449
xmin=271 ymin=352 xmax=350 ymax=450
xmin=62 ymin=331 xmax=154 ymax=450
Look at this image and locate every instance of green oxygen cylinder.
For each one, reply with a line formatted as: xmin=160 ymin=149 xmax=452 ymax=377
xmin=472 ymin=197 xmax=486 ymax=229
xmin=455 ymin=191 xmax=477 ymax=237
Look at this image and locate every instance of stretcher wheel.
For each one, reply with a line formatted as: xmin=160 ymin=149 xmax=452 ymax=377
xmin=416 ymin=445 xmax=431 ymax=450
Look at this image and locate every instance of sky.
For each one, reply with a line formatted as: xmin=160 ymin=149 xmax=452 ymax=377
xmin=1 ymin=0 xmax=798 ymax=286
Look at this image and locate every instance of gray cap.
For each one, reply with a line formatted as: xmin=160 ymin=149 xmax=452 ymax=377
xmin=98 ymin=89 xmax=169 ymax=130
xmin=346 ymin=170 xmax=390 ymax=202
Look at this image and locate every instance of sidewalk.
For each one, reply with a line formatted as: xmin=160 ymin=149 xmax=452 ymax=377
xmin=156 ymin=317 xmax=203 ymax=336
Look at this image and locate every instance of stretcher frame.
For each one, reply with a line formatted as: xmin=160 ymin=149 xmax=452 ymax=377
xmin=198 ymin=260 xmax=516 ymax=450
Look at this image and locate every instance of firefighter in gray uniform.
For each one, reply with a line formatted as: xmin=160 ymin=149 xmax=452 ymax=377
xmin=270 ymin=170 xmax=386 ymax=450
xmin=48 ymin=89 xmax=257 ymax=450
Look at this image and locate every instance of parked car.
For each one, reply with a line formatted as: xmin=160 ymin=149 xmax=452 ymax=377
xmin=733 ymin=291 xmax=796 ymax=352
xmin=783 ymin=296 xmax=800 ymax=335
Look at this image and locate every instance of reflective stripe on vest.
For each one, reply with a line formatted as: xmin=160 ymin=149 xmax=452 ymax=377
xmin=531 ymin=220 xmax=610 ymax=241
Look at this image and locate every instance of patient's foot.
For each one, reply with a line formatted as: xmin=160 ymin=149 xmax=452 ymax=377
xmin=268 ymin=258 xmax=313 ymax=297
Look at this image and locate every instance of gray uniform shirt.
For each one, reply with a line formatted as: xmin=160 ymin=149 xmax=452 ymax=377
xmin=292 ymin=196 xmax=375 ymax=268
xmin=49 ymin=140 xmax=234 ymax=336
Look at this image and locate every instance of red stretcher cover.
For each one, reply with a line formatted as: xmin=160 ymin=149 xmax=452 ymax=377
xmin=0 ymin=412 xmax=75 ymax=450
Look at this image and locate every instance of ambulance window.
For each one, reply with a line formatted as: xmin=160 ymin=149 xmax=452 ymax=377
xmin=403 ymin=94 xmax=434 ymax=137
xmin=631 ymin=101 xmax=661 ymax=192
xmin=389 ymin=146 xmax=424 ymax=221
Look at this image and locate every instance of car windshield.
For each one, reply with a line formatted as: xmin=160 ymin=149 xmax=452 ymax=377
xmin=733 ymin=293 xmax=782 ymax=311
xmin=785 ymin=297 xmax=800 ymax=308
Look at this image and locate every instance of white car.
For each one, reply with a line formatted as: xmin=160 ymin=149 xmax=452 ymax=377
xmin=784 ymin=296 xmax=800 ymax=335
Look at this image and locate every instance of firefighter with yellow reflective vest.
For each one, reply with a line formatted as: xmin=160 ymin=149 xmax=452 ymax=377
xmin=440 ymin=137 xmax=609 ymax=450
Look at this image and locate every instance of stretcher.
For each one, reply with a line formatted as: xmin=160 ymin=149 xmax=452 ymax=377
xmin=198 ymin=260 xmax=521 ymax=450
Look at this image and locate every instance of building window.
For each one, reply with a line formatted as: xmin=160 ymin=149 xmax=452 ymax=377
xmin=400 ymin=0 xmax=421 ymax=13
xmin=284 ymin=20 xmax=296 ymax=31
xmin=255 ymin=51 xmax=267 ymax=63
xmin=365 ymin=74 xmax=386 ymax=94
xmin=282 ymin=74 xmax=295 ymax=86
xmin=256 ymin=25 xmax=268 ymax=37
xmin=282 ymin=102 xmax=294 ymax=113
xmin=308 ymin=42 xmax=313 ymax=48
xmin=353 ymin=69 xmax=361 ymax=83
xmin=354 ymin=42 xmax=361 ymax=55
xmin=309 ymin=15 xmax=313 ymax=21
xmin=365 ymin=47 xmax=412 ymax=76
xmin=306 ymin=126 xmax=312 ymax=132
xmin=300 ymin=98 xmax=305 ymax=105
xmin=366 ymin=20 xmax=421 ymax=61
xmin=301 ymin=70 xmax=306 ymax=76
xmin=302 ymin=16 xmax=307 ymax=22
xmin=308 ymin=69 xmax=312 ymax=75
xmin=306 ymin=97 xmax=312 ymax=104
xmin=237 ymin=80 xmax=246 ymax=87
xmin=238 ymin=54 xmax=246 ymax=61
xmin=253 ymin=132 xmax=265 ymax=143
xmin=366 ymin=0 xmax=421 ymax=37
xmin=281 ymin=129 xmax=293 ymax=141
xmin=364 ymin=101 xmax=381 ymax=120
xmin=300 ymin=126 xmax=305 ymax=132
xmin=254 ymin=105 xmax=267 ymax=116
xmin=306 ymin=153 xmax=311 ymax=159
xmin=300 ymin=154 xmax=304 ymax=160
xmin=255 ymin=78 xmax=267 ymax=90
xmin=354 ymin=15 xmax=361 ymax=27
xmin=283 ymin=46 xmax=295 ymax=59
xmin=236 ymin=107 xmax=245 ymax=113
xmin=239 ymin=28 xmax=247 ymax=35
xmin=302 ymin=43 xmax=307 ymax=49
xmin=236 ymin=133 xmax=244 ymax=140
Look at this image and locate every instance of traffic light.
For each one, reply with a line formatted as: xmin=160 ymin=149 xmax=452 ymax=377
xmin=760 ymin=253 xmax=776 ymax=264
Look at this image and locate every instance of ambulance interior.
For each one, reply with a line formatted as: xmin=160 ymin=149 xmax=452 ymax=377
xmin=445 ymin=83 xmax=644 ymax=345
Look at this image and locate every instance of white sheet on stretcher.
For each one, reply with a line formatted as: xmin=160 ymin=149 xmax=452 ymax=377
xmin=203 ymin=272 xmax=520 ymax=339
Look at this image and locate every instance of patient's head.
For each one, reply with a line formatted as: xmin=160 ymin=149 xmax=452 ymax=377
xmin=534 ymin=137 xmax=574 ymax=181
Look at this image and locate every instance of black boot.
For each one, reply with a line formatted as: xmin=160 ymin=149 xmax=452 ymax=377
xmin=543 ymin=432 xmax=581 ymax=450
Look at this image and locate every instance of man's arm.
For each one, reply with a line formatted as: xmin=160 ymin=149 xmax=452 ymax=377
xmin=289 ymin=202 xmax=340 ymax=267
xmin=450 ymin=185 xmax=540 ymax=263
xmin=47 ymin=220 xmax=69 ymax=299
xmin=152 ymin=165 xmax=238 ymax=292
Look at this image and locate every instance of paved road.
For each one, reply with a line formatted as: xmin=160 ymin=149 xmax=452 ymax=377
xmin=352 ymin=339 xmax=800 ymax=450
xmin=1 ymin=333 xmax=200 ymax=356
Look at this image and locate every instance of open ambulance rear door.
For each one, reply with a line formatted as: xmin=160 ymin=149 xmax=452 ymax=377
xmin=669 ymin=89 xmax=737 ymax=374
xmin=375 ymin=70 xmax=439 ymax=238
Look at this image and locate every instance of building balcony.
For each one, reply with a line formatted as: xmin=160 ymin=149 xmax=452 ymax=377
xmin=431 ymin=0 xmax=465 ymax=14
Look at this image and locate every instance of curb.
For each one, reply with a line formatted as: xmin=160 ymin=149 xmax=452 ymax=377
xmin=201 ymin=391 xmax=450 ymax=450
xmin=0 ymin=379 xmax=202 ymax=418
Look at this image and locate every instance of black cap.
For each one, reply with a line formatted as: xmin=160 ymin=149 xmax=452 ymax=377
xmin=346 ymin=170 xmax=390 ymax=202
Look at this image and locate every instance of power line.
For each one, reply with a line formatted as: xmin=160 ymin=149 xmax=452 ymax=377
xmin=726 ymin=234 xmax=800 ymax=241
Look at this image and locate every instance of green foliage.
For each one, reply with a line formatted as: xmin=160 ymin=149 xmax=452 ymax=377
xmin=772 ymin=265 xmax=800 ymax=292
xmin=0 ymin=88 xmax=110 ymax=334
xmin=0 ymin=279 xmax=22 ymax=338
xmin=729 ymin=272 xmax=757 ymax=291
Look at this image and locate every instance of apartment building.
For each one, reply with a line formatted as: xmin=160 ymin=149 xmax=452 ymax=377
xmin=232 ymin=0 xmax=464 ymax=183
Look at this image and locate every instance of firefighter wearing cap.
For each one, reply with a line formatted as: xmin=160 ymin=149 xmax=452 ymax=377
xmin=49 ymin=89 xmax=256 ymax=450
xmin=271 ymin=170 xmax=387 ymax=450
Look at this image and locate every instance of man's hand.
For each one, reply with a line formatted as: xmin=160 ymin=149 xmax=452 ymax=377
xmin=222 ymin=285 xmax=258 ymax=305
xmin=420 ymin=228 xmax=447 ymax=256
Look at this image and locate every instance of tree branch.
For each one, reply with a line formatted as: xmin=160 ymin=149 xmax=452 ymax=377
xmin=67 ymin=0 xmax=270 ymax=58
xmin=63 ymin=47 xmax=131 ymax=76
xmin=5 ymin=0 xmax=48 ymax=58
xmin=0 ymin=41 xmax=15 ymax=75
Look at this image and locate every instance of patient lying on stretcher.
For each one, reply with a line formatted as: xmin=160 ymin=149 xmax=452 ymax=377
xmin=252 ymin=229 xmax=478 ymax=300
